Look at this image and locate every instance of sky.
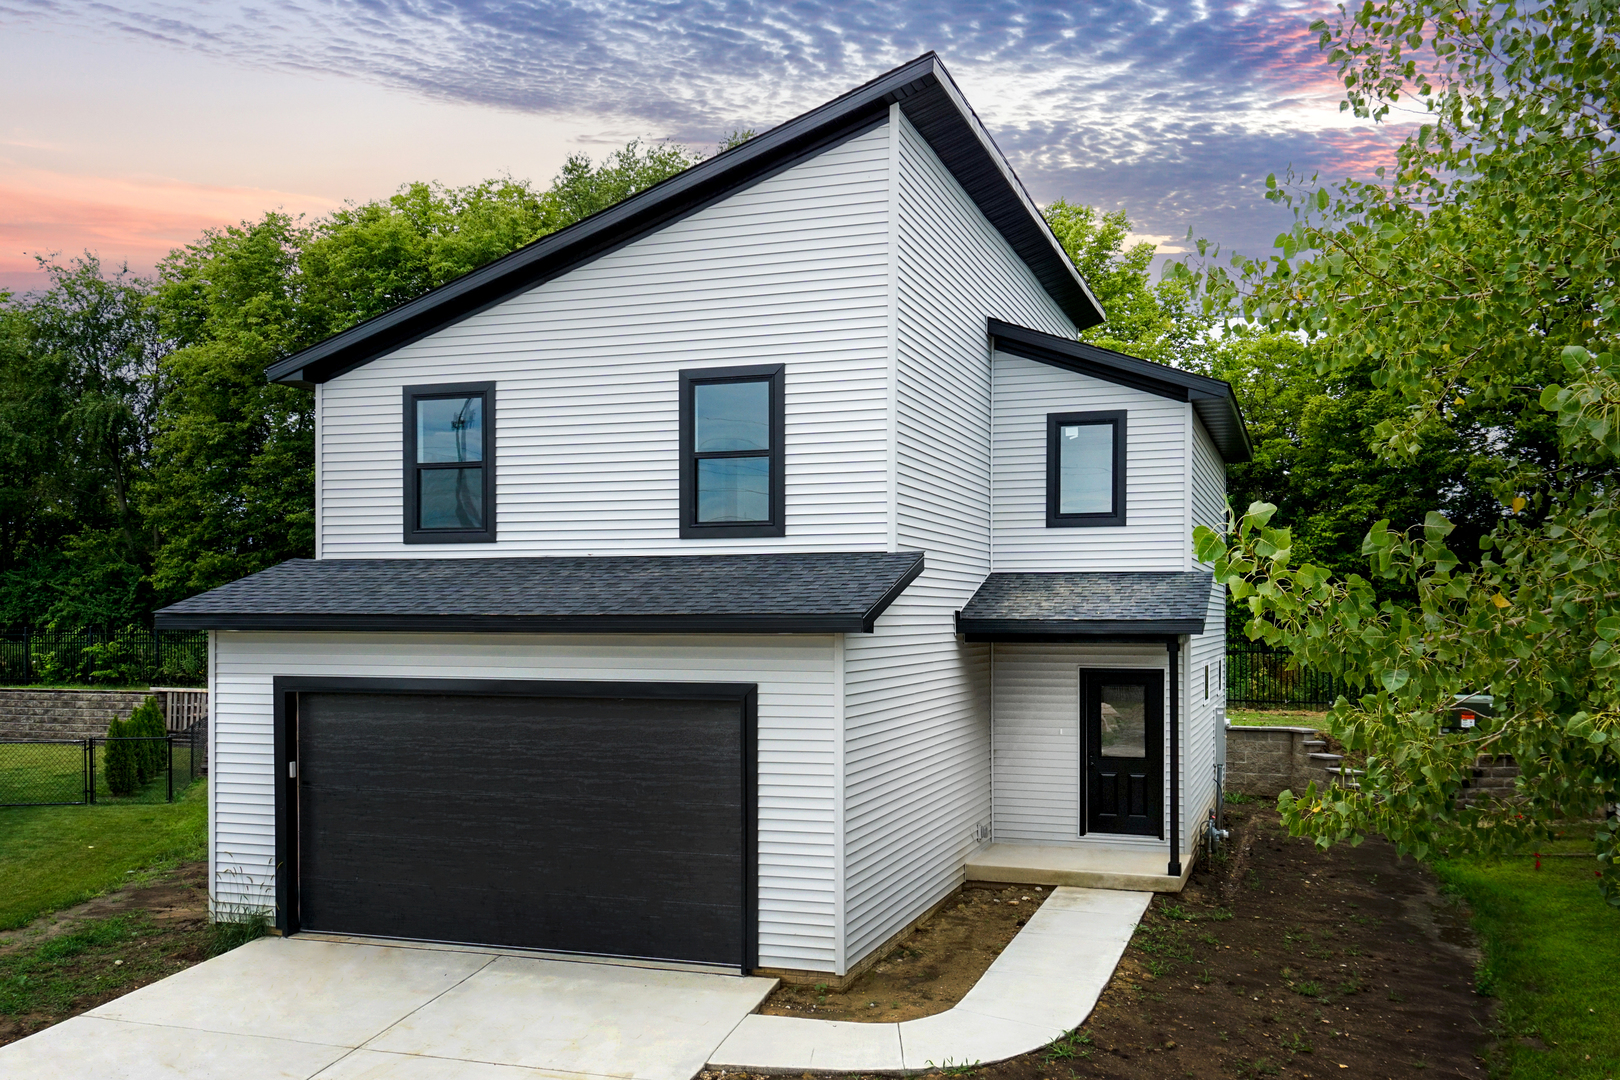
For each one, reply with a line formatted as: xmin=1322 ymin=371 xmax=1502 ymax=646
xmin=0 ymin=0 xmax=1413 ymax=295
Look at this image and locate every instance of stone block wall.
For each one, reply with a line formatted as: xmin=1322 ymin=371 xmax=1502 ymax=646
xmin=1225 ymin=725 xmax=1354 ymax=796
xmin=0 ymin=689 xmax=161 ymax=740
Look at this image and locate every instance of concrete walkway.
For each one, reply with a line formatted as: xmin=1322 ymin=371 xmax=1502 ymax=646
xmin=0 ymin=936 xmax=776 ymax=1080
xmin=709 ymin=886 xmax=1150 ymax=1072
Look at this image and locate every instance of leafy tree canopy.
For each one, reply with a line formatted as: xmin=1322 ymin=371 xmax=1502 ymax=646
xmin=1177 ymin=0 xmax=1620 ymax=901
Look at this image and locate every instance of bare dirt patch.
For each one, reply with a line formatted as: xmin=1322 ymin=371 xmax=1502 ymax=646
xmin=728 ymin=803 xmax=1491 ymax=1079
xmin=0 ymin=861 xmax=213 ymax=1047
xmin=761 ymin=883 xmax=1052 ymax=1021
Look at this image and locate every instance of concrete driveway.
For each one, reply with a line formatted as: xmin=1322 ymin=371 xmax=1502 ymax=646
xmin=0 ymin=936 xmax=776 ymax=1080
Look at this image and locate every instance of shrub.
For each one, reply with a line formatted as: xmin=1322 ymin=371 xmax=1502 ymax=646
xmin=127 ymin=697 xmax=167 ymax=782
xmin=102 ymin=716 xmax=138 ymax=797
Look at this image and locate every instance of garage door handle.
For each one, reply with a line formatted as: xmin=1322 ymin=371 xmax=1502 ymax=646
xmin=289 ymin=761 xmax=298 ymax=779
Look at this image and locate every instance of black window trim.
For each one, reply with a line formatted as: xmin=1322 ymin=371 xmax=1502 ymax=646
xmin=679 ymin=364 xmax=786 ymax=539
xmin=1046 ymin=409 xmax=1127 ymax=529
xmin=403 ymin=381 xmax=497 ymax=544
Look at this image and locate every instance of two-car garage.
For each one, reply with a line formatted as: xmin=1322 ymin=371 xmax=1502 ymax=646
xmin=276 ymin=678 xmax=756 ymax=970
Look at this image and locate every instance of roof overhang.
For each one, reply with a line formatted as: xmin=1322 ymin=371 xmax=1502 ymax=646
xmin=266 ymin=55 xmax=1104 ymax=389
xmin=957 ymin=571 xmax=1214 ymax=641
xmin=154 ymin=551 xmax=924 ymax=635
xmin=987 ymin=319 xmax=1253 ymax=464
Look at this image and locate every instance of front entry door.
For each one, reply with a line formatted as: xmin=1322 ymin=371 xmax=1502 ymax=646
xmin=1081 ymin=669 xmax=1163 ymax=836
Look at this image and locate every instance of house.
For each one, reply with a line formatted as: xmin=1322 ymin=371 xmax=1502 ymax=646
xmin=154 ymin=52 xmax=1251 ymax=985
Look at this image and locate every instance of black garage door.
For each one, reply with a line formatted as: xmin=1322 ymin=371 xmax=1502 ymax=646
xmin=287 ymin=681 xmax=754 ymax=968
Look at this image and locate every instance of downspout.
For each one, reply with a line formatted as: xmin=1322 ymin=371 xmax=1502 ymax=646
xmin=1168 ymin=636 xmax=1181 ymax=878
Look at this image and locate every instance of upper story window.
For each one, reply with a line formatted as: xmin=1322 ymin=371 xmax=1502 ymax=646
xmin=403 ymin=382 xmax=496 ymax=544
xmin=679 ymin=364 xmax=785 ymax=539
xmin=1046 ymin=409 xmax=1126 ymax=528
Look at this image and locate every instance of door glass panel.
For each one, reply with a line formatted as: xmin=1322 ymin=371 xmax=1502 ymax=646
xmin=694 ymin=381 xmax=770 ymax=452
xmin=417 ymin=397 xmax=483 ymax=462
xmin=419 ymin=467 xmax=484 ymax=529
xmin=696 ymin=457 xmax=769 ymax=522
xmin=1059 ymin=422 xmax=1113 ymax=514
xmin=1098 ymin=683 xmax=1146 ymax=757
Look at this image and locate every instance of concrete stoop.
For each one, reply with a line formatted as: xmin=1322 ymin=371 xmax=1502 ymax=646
xmin=964 ymin=843 xmax=1193 ymax=893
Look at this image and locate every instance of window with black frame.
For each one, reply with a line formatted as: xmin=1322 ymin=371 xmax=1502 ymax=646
xmin=403 ymin=382 xmax=496 ymax=543
xmin=1046 ymin=409 xmax=1127 ymax=528
xmin=679 ymin=365 xmax=785 ymax=538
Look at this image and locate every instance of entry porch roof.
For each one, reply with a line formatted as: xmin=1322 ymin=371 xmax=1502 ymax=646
xmin=957 ymin=571 xmax=1213 ymax=640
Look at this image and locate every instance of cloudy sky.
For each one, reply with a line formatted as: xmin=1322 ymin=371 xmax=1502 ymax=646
xmin=0 ymin=0 xmax=1409 ymax=293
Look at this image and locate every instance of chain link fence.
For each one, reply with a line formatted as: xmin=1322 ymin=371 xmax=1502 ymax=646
xmin=0 ymin=726 xmax=207 ymax=807
xmin=0 ymin=627 xmax=206 ymax=687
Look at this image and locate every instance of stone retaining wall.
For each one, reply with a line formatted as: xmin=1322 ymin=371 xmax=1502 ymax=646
xmin=1226 ymin=725 xmax=1342 ymax=796
xmin=1 ymin=689 xmax=163 ymax=740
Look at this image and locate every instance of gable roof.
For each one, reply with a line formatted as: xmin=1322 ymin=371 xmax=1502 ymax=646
xmin=152 ymin=551 xmax=925 ymax=634
xmin=988 ymin=319 xmax=1254 ymax=463
xmin=266 ymin=54 xmax=1105 ymax=388
xmin=957 ymin=571 xmax=1213 ymax=639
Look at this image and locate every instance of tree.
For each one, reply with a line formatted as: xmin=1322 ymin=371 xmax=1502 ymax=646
xmin=1179 ymin=0 xmax=1620 ymax=901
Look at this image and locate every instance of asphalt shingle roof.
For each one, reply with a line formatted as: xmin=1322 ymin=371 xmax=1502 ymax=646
xmin=958 ymin=571 xmax=1213 ymax=637
xmin=153 ymin=551 xmax=925 ymax=634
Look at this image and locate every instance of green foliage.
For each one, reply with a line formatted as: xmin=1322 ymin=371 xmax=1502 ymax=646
xmin=0 ymin=140 xmax=703 ymax=625
xmin=1177 ymin=0 xmax=1620 ymax=902
xmin=101 ymin=715 xmax=138 ymax=797
xmin=126 ymin=696 xmax=166 ymax=782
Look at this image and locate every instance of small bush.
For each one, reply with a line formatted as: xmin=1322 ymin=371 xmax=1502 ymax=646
xmin=102 ymin=716 xmax=139 ymax=796
xmin=127 ymin=697 xmax=167 ymax=782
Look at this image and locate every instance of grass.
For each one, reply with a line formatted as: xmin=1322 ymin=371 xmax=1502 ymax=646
xmin=1 ymin=741 xmax=203 ymax=805
xmin=1227 ymin=708 xmax=1329 ymax=729
xmin=0 ymin=780 xmax=207 ymax=930
xmin=1434 ymin=836 xmax=1620 ymax=1079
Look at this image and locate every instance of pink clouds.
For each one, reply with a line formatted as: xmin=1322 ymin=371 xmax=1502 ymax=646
xmin=0 ymin=167 xmax=338 ymax=293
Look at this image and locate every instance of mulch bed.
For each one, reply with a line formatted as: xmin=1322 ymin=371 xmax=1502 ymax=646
xmin=0 ymin=861 xmax=213 ymax=1047
xmin=728 ymin=802 xmax=1493 ymax=1079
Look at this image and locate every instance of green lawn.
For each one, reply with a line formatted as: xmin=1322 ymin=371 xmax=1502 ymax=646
xmin=1227 ymin=708 xmax=1328 ymax=729
xmin=0 ymin=780 xmax=207 ymax=930
xmin=1 ymin=740 xmax=201 ymax=805
xmin=1435 ymin=836 xmax=1620 ymax=1079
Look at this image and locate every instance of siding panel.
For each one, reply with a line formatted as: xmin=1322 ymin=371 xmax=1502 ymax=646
xmin=992 ymin=357 xmax=1188 ymax=571
xmin=318 ymin=125 xmax=893 ymax=558
xmin=840 ymin=110 xmax=1077 ymax=971
xmin=210 ymin=631 xmax=841 ymax=972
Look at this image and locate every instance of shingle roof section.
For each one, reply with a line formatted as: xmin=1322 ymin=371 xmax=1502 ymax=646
xmin=154 ymin=552 xmax=925 ymax=634
xmin=959 ymin=572 xmax=1213 ymax=637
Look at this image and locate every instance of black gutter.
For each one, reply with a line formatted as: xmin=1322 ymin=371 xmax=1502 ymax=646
xmin=154 ymin=612 xmax=890 ymax=634
xmin=958 ymin=618 xmax=1206 ymax=638
xmin=1168 ymin=636 xmax=1182 ymax=878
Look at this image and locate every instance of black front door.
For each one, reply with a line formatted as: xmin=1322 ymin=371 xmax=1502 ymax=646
xmin=1082 ymin=669 xmax=1163 ymax=836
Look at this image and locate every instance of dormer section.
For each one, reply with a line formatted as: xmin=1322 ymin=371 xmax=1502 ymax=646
xmin=988 ymin=320 xmax=1251 ymax=572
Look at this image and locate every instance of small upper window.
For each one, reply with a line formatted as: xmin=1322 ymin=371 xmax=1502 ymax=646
xmin=1046 ymin=409 xmax=1126 ymax=528
xmin=403 ymin=383 xmax=496 ymax=543
xmin=679 ymin=365 xmax=785 ymax=538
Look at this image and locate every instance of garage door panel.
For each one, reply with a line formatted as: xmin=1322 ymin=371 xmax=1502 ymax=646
xmin=296 ymin=689 xmax=748 ymax=966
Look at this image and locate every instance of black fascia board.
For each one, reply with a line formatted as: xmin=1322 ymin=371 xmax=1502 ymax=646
xmin=860 ymin=552 xmax=927 ymax=632
xmin=987 ymin=318 xmax=1254 ymax=463
xmin=265 ymin=55 xmax=1103 ymax=388
xmin=156 ymin=612 xmax=878 ymax=634
xmin=962 ymin=632 xmax=1186 ymax=645
xmin=958 ymin=618 xmax=1207 ymax=638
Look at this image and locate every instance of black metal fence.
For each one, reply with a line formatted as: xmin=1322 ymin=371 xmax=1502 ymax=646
xmin=0 ymin=627 xmax=206 ymax=688
xmin=0 ymin=725 xmax=207 ymax=807
xmin=1227 ymin=643 xmax=1356 ymax=709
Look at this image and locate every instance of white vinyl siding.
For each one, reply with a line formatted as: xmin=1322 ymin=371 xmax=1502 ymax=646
xmin=992 ymin=355 xmax=1188 ymax=571
xmin=840 ymin=110 xmax=1078 ymax=971
xmin=1187 ymin=415 xmax=1228 ymax=830
xmin=318 ymin=123 xmax=893 ymax=558
xmin=209 ymin=631 xmax=842 ymax=973
xmin=990 ymin=643 xmax=1174 ymax=852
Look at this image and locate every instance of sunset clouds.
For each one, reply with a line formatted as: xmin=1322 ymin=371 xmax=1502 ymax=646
xmin=0 ymin=0 xmax=1409 ymax=292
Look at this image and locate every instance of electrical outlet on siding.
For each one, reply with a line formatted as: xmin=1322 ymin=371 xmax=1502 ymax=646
xmin=973 ymin=821 xmax=991 ymax=843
